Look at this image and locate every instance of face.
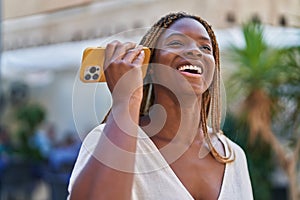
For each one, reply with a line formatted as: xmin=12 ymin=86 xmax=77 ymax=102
xmin=151 ymin=17 xmax=216 ymax=96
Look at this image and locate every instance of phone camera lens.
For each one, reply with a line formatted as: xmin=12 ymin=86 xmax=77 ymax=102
xmin=89 ymin=66 xmax=97 ymax=73
xmin=85 ymin=74 xmax=91 ymax=80
xmin=92 ymin=74 xmax=99 ymax=80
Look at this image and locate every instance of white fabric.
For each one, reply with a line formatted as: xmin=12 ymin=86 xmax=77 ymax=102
xmin=68 ymin=124 xmax=253 ymax=199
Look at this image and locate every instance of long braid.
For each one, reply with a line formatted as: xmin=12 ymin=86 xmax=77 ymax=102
xmin=139 ymin=12 xmax=235 ymax=163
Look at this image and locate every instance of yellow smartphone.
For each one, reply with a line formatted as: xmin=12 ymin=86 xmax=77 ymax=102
xmin=80 ymin=47 xmax=151 ymax=83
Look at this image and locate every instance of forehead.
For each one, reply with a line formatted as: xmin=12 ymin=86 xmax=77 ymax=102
xmin=162 ymin=17 xmax=211 ymax=42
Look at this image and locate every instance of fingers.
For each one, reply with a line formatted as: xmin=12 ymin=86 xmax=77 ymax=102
xmin=104 ymin=41 xmax=119 ymax=61
xmin=104 ymin=40 xmax=126 ymax=69
xmin=111 ymin=42 xmax=136 ymax=61
xmin=132 ymin=50 xmax=145 ymax=66
xmin=122 ymin=45 xmax=143 ymax=64
xmin=104 ymin=41 xmax=144 ymax=66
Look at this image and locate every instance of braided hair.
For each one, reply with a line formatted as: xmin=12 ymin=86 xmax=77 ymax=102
xmin=139 ymin=12 xmax=235 ymax=163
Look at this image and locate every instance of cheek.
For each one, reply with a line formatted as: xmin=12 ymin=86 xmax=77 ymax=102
xmin=204 ymin=59 xmax=216 ymax=85
xmin=152 ymin=49 xmax=173 ymax=65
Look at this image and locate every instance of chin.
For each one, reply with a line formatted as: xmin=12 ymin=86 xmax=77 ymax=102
xmin=189 ymin=83 xmax=207 ymax=95
xmin=178 ymin=86 xmax=204 ymax=99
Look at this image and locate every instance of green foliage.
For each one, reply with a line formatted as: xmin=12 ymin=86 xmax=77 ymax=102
xmin=227 ymin=22 xmax=286 ymax=98
xmin=275 ymin=46 xmax=300 ymax=144
xmin=224 ymin=21 xmax=300 ymax=199
xmin=13 ymin=103 xmax=46 ymax=161
xmin=225 ymin=20 xmax=300 ymax=200
xmin=16 ymin=104 xmax=46 ymax=134
xmin=278 ymin=46 xmax=300 ymax=98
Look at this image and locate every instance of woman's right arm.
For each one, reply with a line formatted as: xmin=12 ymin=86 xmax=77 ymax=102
xmin=69 ymin=41 xmax=145 ymax=200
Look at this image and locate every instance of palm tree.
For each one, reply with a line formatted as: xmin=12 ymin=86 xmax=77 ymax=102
xmin=226 ymin=21 xmax=300 ymax=200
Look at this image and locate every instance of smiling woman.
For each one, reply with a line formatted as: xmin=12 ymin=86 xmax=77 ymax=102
xmin=68 ymin=12 xmax=253 ymax=200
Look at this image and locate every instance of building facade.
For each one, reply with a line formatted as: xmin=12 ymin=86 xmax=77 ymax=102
xmin=3 ymin=0 xmax=300 ymax=51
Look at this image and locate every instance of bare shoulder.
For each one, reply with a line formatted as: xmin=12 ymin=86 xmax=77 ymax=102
xmin=207 ymin=127 xmax=247 ymax=161
xmin=218 ymin=132 xmax=248 ymax=162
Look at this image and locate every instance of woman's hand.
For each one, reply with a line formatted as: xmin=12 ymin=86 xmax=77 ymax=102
xmin=104 ymin=41 xmax=145 ymax=104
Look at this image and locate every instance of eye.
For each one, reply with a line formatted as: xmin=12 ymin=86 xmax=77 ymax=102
xmin=199 ymin=45 xmax=212 ymax=52
xmin=167 ymin=40 xmax=184 ymax=47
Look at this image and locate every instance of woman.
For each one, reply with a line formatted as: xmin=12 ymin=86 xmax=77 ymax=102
xmin=68 ymin=12 xmax=253 ymax=200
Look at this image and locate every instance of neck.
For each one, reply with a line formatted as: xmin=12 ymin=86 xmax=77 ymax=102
xmin=141 ymin=86 xmax=203 ymax=144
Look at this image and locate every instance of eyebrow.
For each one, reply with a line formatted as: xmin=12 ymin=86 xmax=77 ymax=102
xmin=166 ymin=32 xmax=211 ymax=42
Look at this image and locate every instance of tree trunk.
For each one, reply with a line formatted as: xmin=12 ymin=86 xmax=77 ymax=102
xmin=287 ymin=138 xmax=300 ymax=200
xmin=245 ymin=90 xmax=300 ymax=200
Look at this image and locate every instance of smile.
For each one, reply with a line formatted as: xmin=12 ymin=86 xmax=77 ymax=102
xmin=177 ymin=65 xmax=203 ymax=75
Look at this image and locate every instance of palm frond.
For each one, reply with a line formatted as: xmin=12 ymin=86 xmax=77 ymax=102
xmin=227 ymin=21 xmax=286 ymax=97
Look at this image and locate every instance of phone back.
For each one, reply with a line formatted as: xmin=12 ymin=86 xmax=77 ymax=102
xmin=80 ymin=47 xmax=151 ymax=83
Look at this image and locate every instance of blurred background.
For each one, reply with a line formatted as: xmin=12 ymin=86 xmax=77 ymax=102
xmin=0 ymin=0 xmax=299 ymax=199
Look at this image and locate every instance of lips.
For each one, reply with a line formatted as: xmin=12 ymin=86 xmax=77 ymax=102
xmin=177 ymin=65 xmax=203 ymax=75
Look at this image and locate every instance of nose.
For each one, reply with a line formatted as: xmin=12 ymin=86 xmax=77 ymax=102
xmin=184 ymin=46 xmax=202 ymax=59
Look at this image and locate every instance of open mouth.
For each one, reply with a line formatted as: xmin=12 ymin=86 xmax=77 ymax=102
xmin=177 ymin=65 xmax=203 ymax=75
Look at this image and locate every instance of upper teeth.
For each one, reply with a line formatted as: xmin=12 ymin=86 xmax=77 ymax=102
xmin=178 ymin=65 xmax=203 ymax=74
